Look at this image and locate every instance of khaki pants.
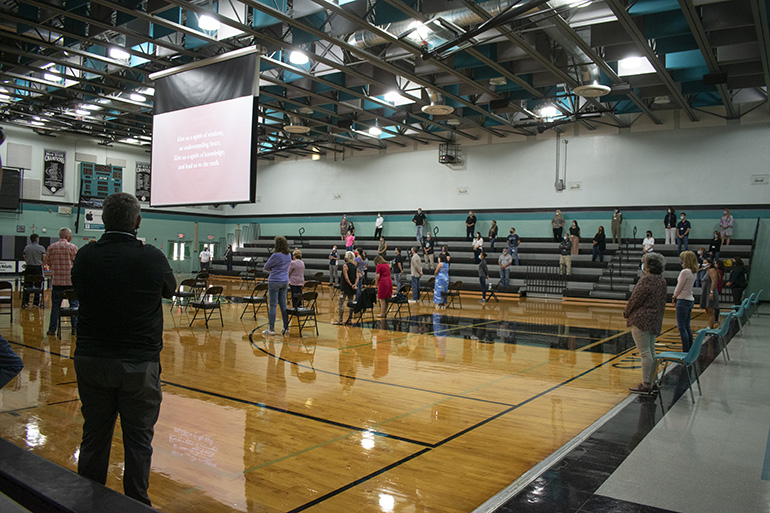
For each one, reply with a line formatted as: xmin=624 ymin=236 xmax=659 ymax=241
xmin=425 ymin=253 xmax=434 ymax=270
xmin=559 ymin=255 xmax=572 ymax=275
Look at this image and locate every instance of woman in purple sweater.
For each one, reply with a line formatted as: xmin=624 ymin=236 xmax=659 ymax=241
xmin=263 ymin=236 xmax=292 ymax=336
xmin=623 ymin=252 xmax=668 ymax=395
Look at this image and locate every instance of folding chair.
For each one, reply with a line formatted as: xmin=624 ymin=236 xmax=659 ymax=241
xmin=57 ymin=289 xmax=79 ymax=339
xmin=239 ymin=268 xmax=258 ymax=289
xmin=22 ymin=274 xmax=45 ymax=309
xmin=696 ymin=313 xmax=733 ymax=364
xmin=654 ymin=330 xmax=707 ymax=403
xmin=750 ymin=289 xmax=763 ymax=317
xmin=487 ymin=282 xmax=501 ymax=303
xmin=420 ymin=277 xmax=435 ymax=302
xmin=0 ymin=281 xmax=12 ymax=323
xmin=240 ymin=282 xmax=268 ymax=320
xmin=189 ymin=286 xmax=224 ymax=328
xmin=286 ymin=291 xmax=319 ymax=337
xmin=170 ymin=278 xmax=200 ymax=311
xmin=386 ymin=285 xmax=411 ymax=318
xmin=720 ymin=297 xmax=751 ymax=336
xmin=194 ymin=271 xmax=209 ymax=289
xmin=445 ymin=281 xmax=463 ymax=309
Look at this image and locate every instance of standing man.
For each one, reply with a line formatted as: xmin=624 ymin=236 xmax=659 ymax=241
xmin=611 ymin=208 xmax=623 ymax=245
xmin=198 ymin=246 xmax=211 ymax=271
xmin=71 ymin=192 xmax=175 ymax=506
xmin=465 ymin=211 xmax=477 ymax=240
xmin=498 ymin=248 xmax=512 ymax=287
xmin=423 ymin=232 xmax=435 ymax=271
xmin=22 ymin=233 xmax=46 ymax=308
xmin=374 ymin=213 xmax=384 ymax=238
xmin=392 ymin=248 xmax=405 ymax=292
xmin=224 ymin=244 xmax=234 ymax=272
xmin=413 ymin=208 xmax=426 ymax=242
xmin=410 ymin=247 xmax=422 ymax=302
xmin=340 ymin=214 xmax=349 ymax=240
xmin=488 ymin=220 xmax=498 ymax=253
xmin=677 ymin=212 xmax=691 ymax=253
xmin=507 ymin=227 xmax=520 ymax=266
xmin=559 ymin=234 xmax=572 ymax=275
xmin=46 ymin=228 xmax=78 ymax=335
xmin=328 ymin=245 xmax=340 ymax=286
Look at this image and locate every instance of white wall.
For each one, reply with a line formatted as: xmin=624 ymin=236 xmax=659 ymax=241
xmin=238 ymin=114 xmax=770 ymax=216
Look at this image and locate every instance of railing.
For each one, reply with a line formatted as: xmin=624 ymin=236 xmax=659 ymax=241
xmin=298 ymin=227 xmax=306 ymax=248
xmin=526 ymin=264 xmax=565 ymax=297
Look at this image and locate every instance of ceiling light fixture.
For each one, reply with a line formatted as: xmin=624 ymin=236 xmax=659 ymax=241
xmin=289 ymin=51 xmax=309 ymax=65
xmin=75 ymin=109 xmax=89 ymax=116
xmin=368 ymin=124 xmax=382 ymax=136
xmin=83 ymin=104 xmax=102 ymax=111
xmin=540 ymin=105 xmax=559 ymax=118
xmin=384 ymin=91 xmax=402 ymax=103
xmin=130 ymin=93 xmax=146 ymax=102
xmin=44 ymin=73 xmax=61 ymax=82
xmin=198 ymin=14 xmax=220 ymax=31
xmin=109 ymin=47 xmax=130 ymax=60
xmin=620 ymin=56 xmax=642 ymax=69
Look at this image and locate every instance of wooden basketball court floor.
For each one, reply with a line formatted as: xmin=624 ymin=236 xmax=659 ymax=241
xmin=0 ymin=279 xmax=707 ymax=512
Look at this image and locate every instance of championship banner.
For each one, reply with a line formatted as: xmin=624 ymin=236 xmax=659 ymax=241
xmin=136 ymin=162 xmax=151 ymax=202
xmin=43 ymin=149 xmax=65 ymax=194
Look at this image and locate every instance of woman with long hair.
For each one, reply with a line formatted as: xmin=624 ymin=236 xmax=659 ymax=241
xmin=569 ymin=220 xmax=580 ymax=255
xmin=374 ymin=255 xmax=393 ymax=318
xmin=288 ymin=249 xmax=305 ymax=308
xmin=592 ymin=226 xmax=606 ymax=262
xmin=433 ymin=253 xmax=450 ymax=309
xmin=720 ymin=208 xmax=734 ymax=245
xmin=673 ymin=251 xmax=697 ymax=352
xmin=333 ymin=251 xmax=358 ymax=325
xmin=700 ymin=256 xmax=720 ymax=328
xmin=263 ymin=236 xmax=291 ymax=335
xmin=725 ymin=257 xmax=748 ymax=305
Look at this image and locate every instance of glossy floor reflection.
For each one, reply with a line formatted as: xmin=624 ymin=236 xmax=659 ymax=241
xmin=0 ymin=280 xmax=702 ymax=512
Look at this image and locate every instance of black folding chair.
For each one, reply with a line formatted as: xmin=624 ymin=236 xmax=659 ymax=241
xmin=57 ymin=289 xmax=78 ymax=339
xmin=420 ymin=277 xmax=435 ymax=302
xmin=194 ymin=271 xmax=209 ymax=289
xmin=170 ymin=278 xmax=200 ymax=311
xmin=387 ymin=285 xmax=412 ymax=318
xmin=286 ymin=291 xmax=319 ymax=337
xmin=445 ymin=281 xmax=463 ymax=309
xmin=487 ymin=282 xmax=501 ymax=303
xmin=22 ymin=274 xmax=45 ymax=309
xmin=240 ymin=282 xmax=268 ymax=320
xmin=0 ymin=281 xmax=12 ymax=323
xmin=189 ymin=286 xmax=224 ymax=328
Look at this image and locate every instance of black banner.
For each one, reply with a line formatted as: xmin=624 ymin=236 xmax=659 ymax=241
xmin=43 ymin=149 xmax=65 ymax=194
xmin=135 ymin=162 xmax=151 ymax=202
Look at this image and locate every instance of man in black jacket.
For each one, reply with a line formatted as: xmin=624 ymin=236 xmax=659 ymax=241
xmin=72 ymin=192 xmax=176 ymax=506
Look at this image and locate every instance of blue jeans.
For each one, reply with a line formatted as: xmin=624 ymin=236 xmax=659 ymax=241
xmin=490 ymin=237 xmax=496 ymax=252
xmin=479 ymin=276 xmax=487 ymax=300
xmin=592 ymin=245 xmax=604 ymax=262
xmin=49 ymin=286 xmax=78 ymax=334
xmin=411 ymin=276 xmax=421 ymax=300
xmin=267 ymin=281 xmax=288 ymax=331
xmin=393 ymin=273 xmax=402 ymax=293
xmin=416 ymin=225 xmax=423 ymax=241
xmin=508 ymin=246 xmax=519 ymax=266
xmin=695 ymin=269 xmax=705 ymax=288
xmin=676 ymin=299 xmax=695 ymax=352
xmin=226 ymin=259 xmax=233 ymax=271
xmin=499 ymin=267 xmax=509 ymax=287
xmin=0 ymin=335 xmax=23 ymax=388
xmin=677 ymin=235 xmax=689 ymax=253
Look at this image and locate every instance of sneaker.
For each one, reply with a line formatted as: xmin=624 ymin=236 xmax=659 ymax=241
xmin=46 ymin=331 xmax=56 ymax=336
xmin=331 ymin=321 xmax=343 ymax=325
xmin=628 ymin=383 xmax=655 ymax=394
xmin=479 ymin=299 xmax=486 ymax=303
xmin=281 ymin=327 xmax=289 ymax=335
xmin=262 ymin=329 xmax=275 ymax=336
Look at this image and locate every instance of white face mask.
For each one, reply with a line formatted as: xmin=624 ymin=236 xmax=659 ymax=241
xmin=681 ymin=216 xmax=685 ymax=220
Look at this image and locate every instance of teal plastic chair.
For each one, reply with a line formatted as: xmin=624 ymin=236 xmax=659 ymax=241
xmin=750 ymin=289 xmax=763 ymax=318
xmin=696 ymin=314 xmax=732 ymax=364
xmin=721 ymin=297 xmax=750 ymax=336
xmin=655 ymin=330 xmax=706 ymax=403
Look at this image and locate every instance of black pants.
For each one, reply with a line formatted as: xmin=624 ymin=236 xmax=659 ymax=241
xmin=467 ymin=225 xmax=475 ymax=240
xmin=290 ymin=284 xmax=303 ymax=308
xmin=553 ymin=227 xmax=563 ymax=241
xmin=374 ymin=227 xmax=383 ymax=239
xmin=732 ymin=287 xmax=745 ymax=306
xmin=22 ymin=265 xmax=43 ymax=306
xmin=75 ymin=356 xmax=161 ymax=506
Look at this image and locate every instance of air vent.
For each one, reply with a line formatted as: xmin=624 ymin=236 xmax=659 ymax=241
xmin=422 ymin=104 xmax=454 ymax=115
xmin=573 ymin=84 xmax=611 ymax=98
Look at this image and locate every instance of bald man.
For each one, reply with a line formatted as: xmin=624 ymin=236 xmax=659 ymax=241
xmin=46 ymin=227 xmax=78 ymax=335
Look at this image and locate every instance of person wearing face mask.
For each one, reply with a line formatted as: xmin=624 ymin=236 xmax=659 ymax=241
xmin=623 ymin=252 xmax=667 ymax=395
xmin=551 ymin=210 xmax=565 ymax=241
xmin=725 ymin=257 xmax=748 ymax=305
xmin=672 ymin=251 xmax=698 ymax=352
xmin=699 ymin=256 xmax=720 ymax=329
xmin=569 ymin=220 xmax=580 ymax=256
xmin=708 ymin=231 xmax=722 ymax=260
xmin=558 ymin=234 xmax=572 ymax=275
xmin=664 ymin=207 xmax=677 ymax=245
xmin=719 ymin=209 xmax=734 ymax=246
xmin=676 ymin=212 xmax=691 ymax=253
xmin=611 ymin=208 xmax=623 ymax=245
xmin=694 ymin=247 xmax=707 ymax=287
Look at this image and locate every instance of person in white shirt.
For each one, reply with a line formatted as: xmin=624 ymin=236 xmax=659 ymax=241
xmin=199 ymin=247 xmax=211 ymax=271
xmin=472 ymin=232 xmax=483 ymax=263
xmin=641 ymin=231 xmax=654 ymax=269
xmin=374 ymin=213 xmax=384 ymax=238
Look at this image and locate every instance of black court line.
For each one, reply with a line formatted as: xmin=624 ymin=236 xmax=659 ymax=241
xmin=160 ymin=380 xmax=432 ymax=448
xmin=45 ymin=399 xmax=80 ymax=407
xmin=286 ymin=347 xmax=635 ymax=512
xmin=56 ymin=381 xmax=78 ymax=386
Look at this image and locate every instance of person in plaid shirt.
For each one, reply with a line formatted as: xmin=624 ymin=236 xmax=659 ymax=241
xmin=46 ymin=227 xmax=78 ymax=335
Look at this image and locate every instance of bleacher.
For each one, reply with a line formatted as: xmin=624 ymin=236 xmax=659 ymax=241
xmin=208 ymin=235 xmax=752 ymax=303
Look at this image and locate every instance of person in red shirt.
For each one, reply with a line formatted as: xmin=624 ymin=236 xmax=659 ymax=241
xmin=46 ymin=227 xmax=78 ymax=335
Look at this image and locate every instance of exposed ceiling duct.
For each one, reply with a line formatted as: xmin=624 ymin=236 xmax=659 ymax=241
xmin=421 ymin=89 xmax=454 ymax=115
